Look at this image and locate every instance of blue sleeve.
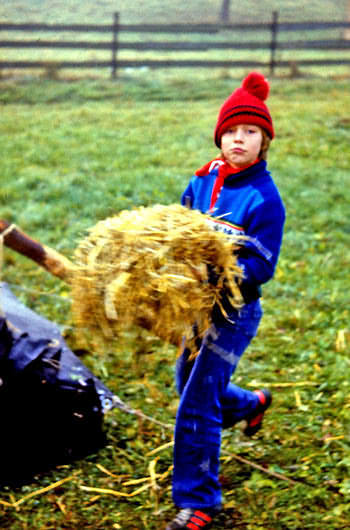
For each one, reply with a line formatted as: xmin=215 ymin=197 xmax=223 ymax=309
xmin=238 ymin=196 xmax=285 ymax=287
xmin=181 ymin=180 xmax=195 ymax=208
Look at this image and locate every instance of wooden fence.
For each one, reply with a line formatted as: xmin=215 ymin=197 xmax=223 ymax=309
xmin=1 ymin=12 xmax=350 ymax=78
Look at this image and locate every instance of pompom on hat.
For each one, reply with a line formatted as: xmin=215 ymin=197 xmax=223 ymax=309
xmin=214 ymin=71 xmax=274 ymax=147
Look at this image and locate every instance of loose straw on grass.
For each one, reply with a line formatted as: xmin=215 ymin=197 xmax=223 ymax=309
xmin=0 ymin=474 xmax=78 ymax=509
xmin=247 ymin=381 xmax=318 ymax=388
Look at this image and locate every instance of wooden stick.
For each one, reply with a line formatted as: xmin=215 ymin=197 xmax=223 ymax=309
xmin=221 ymin=448 xmax=300 ymax=485
xmin=0 ymin=219 xmax=74 ymax=281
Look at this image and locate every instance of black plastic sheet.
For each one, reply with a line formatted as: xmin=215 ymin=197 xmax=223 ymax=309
xmin=0 ymin=282 xmax=116 ymax=485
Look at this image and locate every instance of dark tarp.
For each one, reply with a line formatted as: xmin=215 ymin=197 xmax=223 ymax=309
xmin=0 ymin=282 xmax=116 ymax=486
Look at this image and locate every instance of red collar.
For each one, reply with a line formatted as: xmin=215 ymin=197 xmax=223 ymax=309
xmin=195 ymin=157 xmax=259 ymax=211
xmin=195 ymin=157 xmax=259 ymax=179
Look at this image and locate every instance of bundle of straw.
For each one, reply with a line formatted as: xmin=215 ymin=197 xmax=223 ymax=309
xmin=70 ymin=204 xmax=244 ymax=348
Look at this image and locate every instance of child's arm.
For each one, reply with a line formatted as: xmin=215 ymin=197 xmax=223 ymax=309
xmin=238 ymin=196 xmax=285 ymax=288
xmin=181 ymin=181 xmax=195 ymax=209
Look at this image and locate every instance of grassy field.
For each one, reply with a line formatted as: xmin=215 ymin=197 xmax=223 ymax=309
xmin=0 ymin=0 xmax=349 ymax=82
xmin=0 ymin=71 xmax=349 ymax=529
xmin=0 ymin=0 xmax=347 ymax=24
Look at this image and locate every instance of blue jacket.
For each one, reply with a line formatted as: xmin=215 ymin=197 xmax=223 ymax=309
xmin=181 ymin=159 xmax=285 ymax=303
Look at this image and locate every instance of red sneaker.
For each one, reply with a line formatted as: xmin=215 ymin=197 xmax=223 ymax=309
xmin=243 ymin=389 xmax=272 ymax=436
xmin=165 ymin=508 xmax=213 ymax=529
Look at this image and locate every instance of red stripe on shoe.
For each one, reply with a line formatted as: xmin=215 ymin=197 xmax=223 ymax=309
xmin=187 ymin=524 xmax=199 ymax=530
xmin=255 ymin=390 xmax=266 ymax=405
xmin=194 ymin=511 xmax=212 ymax=522
xmin=249 ymin=412 xmax=263 ymax=427
xmin=191 ymin=516 xmax=208 ymax=527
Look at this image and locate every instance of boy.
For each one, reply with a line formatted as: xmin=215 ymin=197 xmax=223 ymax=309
xmin=165 ymin=72 xmax=285 ymax=529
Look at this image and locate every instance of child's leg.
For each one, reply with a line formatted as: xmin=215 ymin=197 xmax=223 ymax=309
xmin=175 ymin=326 xmax=203 ymax=395
xmin=220 ymin=301 xmax=264 ymax=427
xmin=176 ymin=305 xmax=263 ymax=426
xmin=175 ymin=347 xmax=195 ymax=395
xmin=221 ymin=382 xmax=260 ymax=427
xmin=172 ymin=301 xmax=261 ymax=509
xmin=177 ymin=352 xmax=262 ymax=428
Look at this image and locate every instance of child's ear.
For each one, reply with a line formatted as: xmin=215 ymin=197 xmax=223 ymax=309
xmin=259 ymin=131 xmax=271 ymax=160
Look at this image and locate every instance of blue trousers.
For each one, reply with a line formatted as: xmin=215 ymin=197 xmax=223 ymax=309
xmin=172 ymin=300 xmax=263 ymax=509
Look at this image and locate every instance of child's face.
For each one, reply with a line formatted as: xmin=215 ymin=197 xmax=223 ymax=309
xmin=221 ymin=124 xmax=263 ymax=168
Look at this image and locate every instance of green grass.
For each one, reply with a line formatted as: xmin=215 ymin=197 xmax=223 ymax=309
xmin=0 ymin=0 xmax=349 ymax=81
xmin=0 ymin=0 xmax=347 ymax=24
xmin=0 ymin=74 xmax=350 ymax=529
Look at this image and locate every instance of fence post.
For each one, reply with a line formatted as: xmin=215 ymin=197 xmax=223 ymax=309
xmin=269 ymin=10 xmax=279 ymax=76
xmin=111 ymin=12 xmax=119 ymax=79
xmin=220 ymin=0 xmax=231 ymax=23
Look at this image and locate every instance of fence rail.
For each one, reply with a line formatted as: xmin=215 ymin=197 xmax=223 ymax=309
xmin=1 ymin=13 xmax=350 ymax=78
xmin=2 ymin=39 xmax=350 ymax=51
xmin=2 ymin=20 xmax=350 ymax=32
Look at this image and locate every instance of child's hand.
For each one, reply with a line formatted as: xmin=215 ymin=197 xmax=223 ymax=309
xmin=207 ymin=264 xmax=220 ymax=286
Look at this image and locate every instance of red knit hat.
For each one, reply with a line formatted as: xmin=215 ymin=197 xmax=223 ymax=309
xmin=214 ymin=71 xmax=274 ymax=147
